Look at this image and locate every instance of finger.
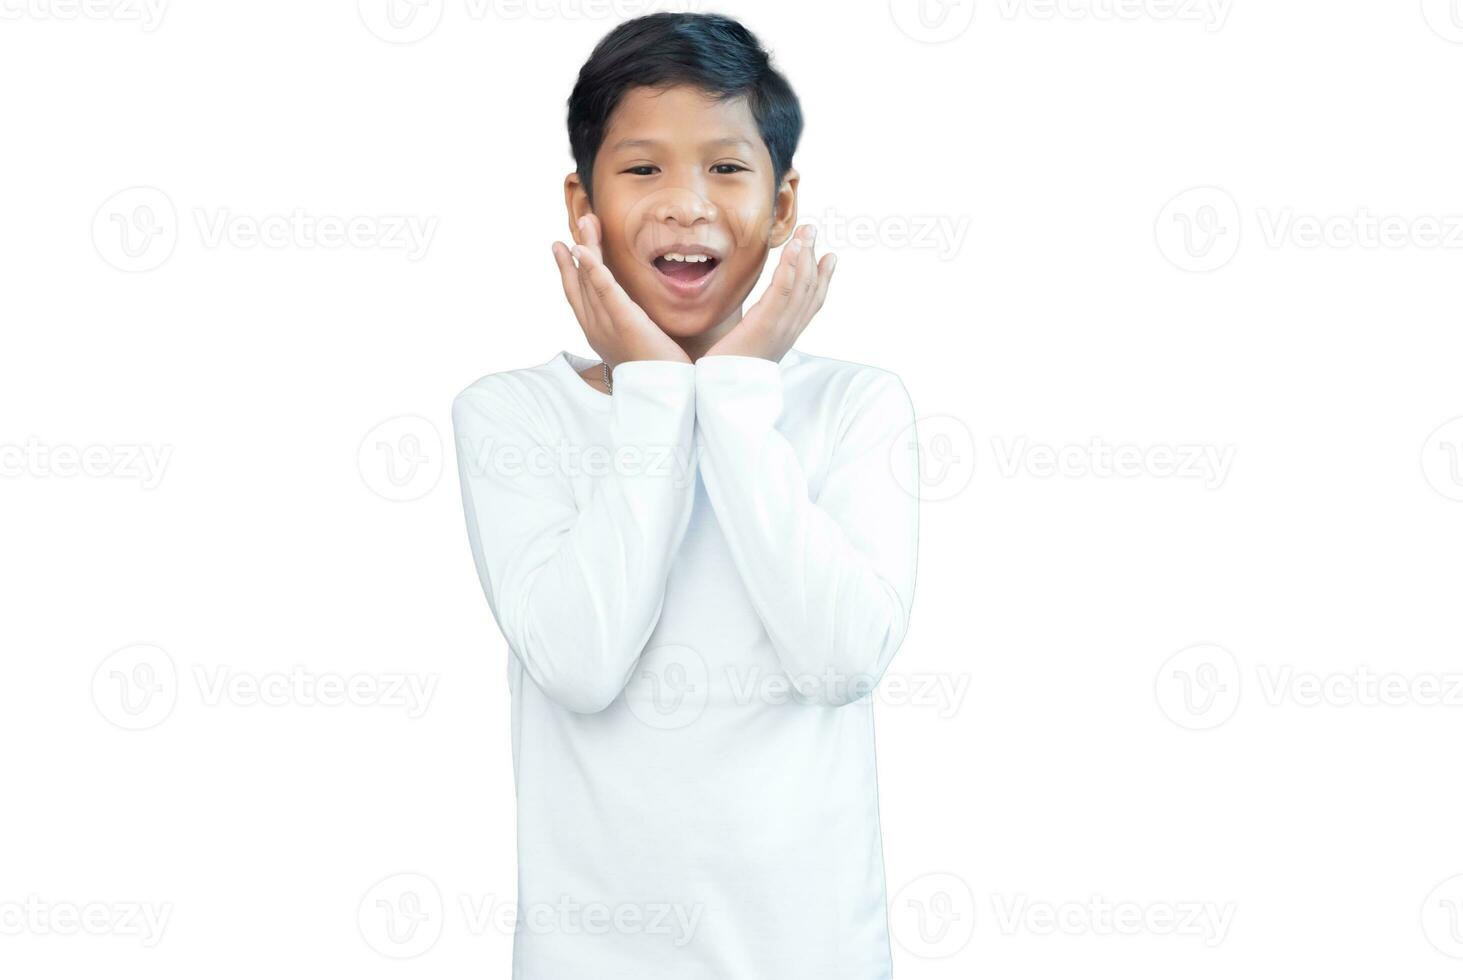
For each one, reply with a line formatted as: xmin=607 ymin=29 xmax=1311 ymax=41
xmin=793 ymin=227 xmax=818 ymax=316
xmin=571 ymin=235 xmax=603 ymax=321
xmin=775 ymin=227 xmax=820 ymax=343
xmin=751 ymin=230 xmax=804 ymax=322
xmin=786 ymin=251 xmax=836 ymax=348
xmin=582 ymin=213 xmax=604 ymax=261
xmin=552 ymin=240 xmax=592 ymax=329
xmin=573 ymin=243 xmax=616 ymax=342
xmin=573 ymin=243 xmax=647 ymax=331
xmin=564 ymin=231 xmax=623 ymax=342
xmin=571 ymin=242 xmax=612 ymax=332
xmin=807 ymin=252 xmax=836 ymax=320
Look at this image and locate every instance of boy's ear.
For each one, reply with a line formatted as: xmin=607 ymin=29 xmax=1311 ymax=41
xmin=564 ymin=171 xmax=592 ymax=245
xmin=767 ymin=167 xmax=800 ymax=248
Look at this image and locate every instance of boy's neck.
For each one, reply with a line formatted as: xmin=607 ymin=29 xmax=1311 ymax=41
xmin=676 ymin=305 xmax=744 ymax=363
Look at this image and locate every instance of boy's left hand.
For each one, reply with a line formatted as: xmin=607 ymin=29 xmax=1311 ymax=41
xmin=706 ymin=224 xmax=836 ymax=362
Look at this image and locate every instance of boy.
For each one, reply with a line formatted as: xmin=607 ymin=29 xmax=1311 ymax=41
xmin=451 ymin=12 xmax=919 ymax=978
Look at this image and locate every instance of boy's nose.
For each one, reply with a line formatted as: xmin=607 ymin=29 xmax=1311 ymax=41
xmin=649 ymin=186 xmax=718 ymax=227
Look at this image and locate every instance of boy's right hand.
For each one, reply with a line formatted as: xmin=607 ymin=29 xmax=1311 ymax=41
xmin=551 ymin=213 xmax=690 ymax=369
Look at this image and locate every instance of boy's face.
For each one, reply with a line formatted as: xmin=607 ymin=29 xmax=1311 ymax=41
xmin=565 ymin=84 xmax=798 ymax=345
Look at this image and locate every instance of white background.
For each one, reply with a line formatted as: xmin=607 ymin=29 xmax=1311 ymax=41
xmin=4 ymin=0 xmax=1463 ymax=976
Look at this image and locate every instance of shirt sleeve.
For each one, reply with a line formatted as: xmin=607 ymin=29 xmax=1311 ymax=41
xmin=692 ymin=354 xmax=920 ymax=707
xmin=450 ymin=361 xmax=698 ymax=713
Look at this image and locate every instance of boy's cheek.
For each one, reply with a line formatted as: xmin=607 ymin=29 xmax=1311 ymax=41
xmin=725 ymin=205 xmax=776 ymax=252
xmin=619 ymin=266 xmax=653 ymax=306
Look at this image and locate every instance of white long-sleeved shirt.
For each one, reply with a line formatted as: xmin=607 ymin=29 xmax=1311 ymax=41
xmin=451 ymin=347 xmax=919 ymax=979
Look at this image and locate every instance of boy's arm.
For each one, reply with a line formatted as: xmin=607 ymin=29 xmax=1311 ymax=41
xmin=451 ymin=361 xmax=697 ymax=713
xmin=692 ymin=355 xmax=920 ymax=707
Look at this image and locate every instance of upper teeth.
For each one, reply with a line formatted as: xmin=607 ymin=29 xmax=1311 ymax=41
xmin=662 ymin=253 xmax=711 ymax=263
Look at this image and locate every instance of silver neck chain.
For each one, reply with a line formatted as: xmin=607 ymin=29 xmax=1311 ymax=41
xmin=601 ymin=360 xmax=612 ymax=395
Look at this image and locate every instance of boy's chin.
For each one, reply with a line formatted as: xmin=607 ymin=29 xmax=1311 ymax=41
xmin=644 ymin=304 xmax=725 ymax=339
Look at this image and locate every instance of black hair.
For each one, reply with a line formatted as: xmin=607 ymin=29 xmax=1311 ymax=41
xmin=566 ymin=12 xmax=803 ymax=209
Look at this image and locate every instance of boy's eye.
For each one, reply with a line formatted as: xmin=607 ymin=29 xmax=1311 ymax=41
xmin=621 ymin=164 xmax=748 ymax=176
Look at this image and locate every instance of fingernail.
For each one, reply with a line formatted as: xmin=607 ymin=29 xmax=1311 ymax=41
xmin=789 ymin=239 xmax=802 ymax=254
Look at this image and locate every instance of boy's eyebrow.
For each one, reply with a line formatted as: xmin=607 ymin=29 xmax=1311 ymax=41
xmin=610 ymin=136 xmax=754 ymax=151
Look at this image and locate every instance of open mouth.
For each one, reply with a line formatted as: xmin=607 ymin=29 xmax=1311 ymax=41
xmin=649 ymin=251 xmax=722 ymax=301
xmin=652 ymin=254 xmax=720 ymax=283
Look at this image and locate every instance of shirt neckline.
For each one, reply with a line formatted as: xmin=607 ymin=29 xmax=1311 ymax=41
xmin=553 ymin=347 xmax=802 ymax=410
xmin=554 ymin=350 xmax=614 ymax=410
